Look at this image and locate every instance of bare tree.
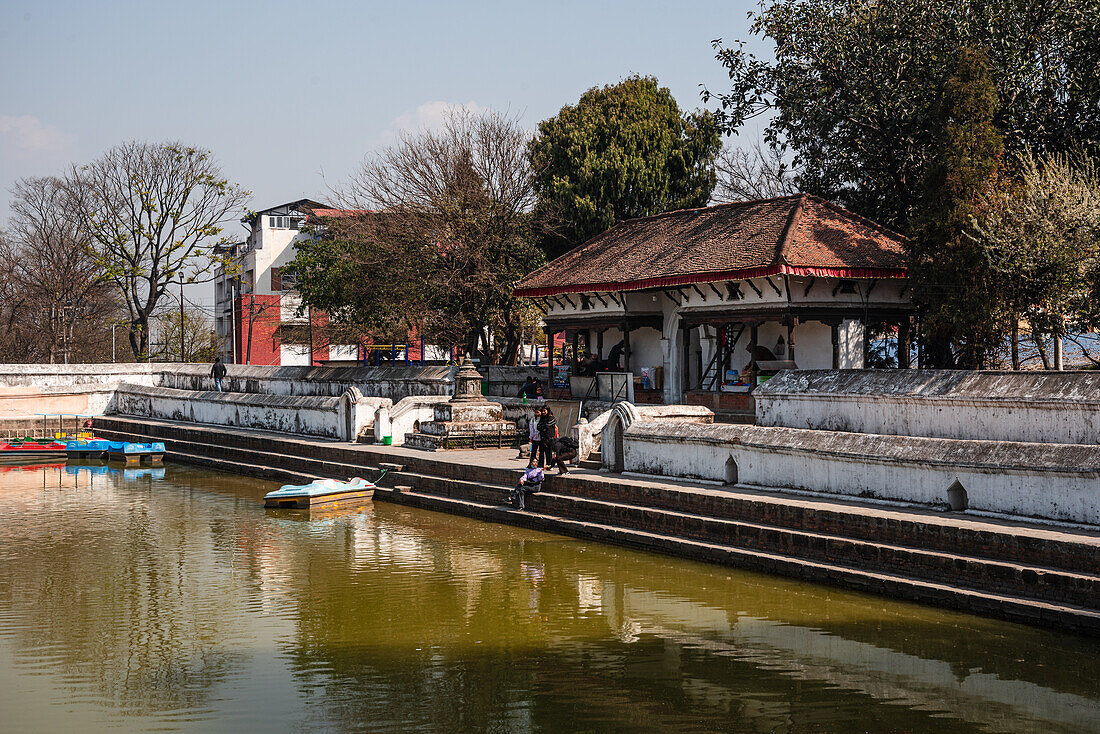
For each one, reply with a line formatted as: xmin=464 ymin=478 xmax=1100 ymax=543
xmin=67 ymin=141 xmax=248 ymax=360
xmin=0 ymin=177 xmax=120 ymax=363
xmin=149 ymin=308 xmax=216 ymax=363
xmin=303 ymin=109 xmax=546 ymax=364
xmin=712 ymin=140 xmax=799 ymax=203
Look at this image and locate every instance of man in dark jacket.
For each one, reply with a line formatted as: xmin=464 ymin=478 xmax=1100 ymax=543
xmin=536 ymin=407 xmax=558 ymax=469
xmin=211 ymin=357 xmax=227 ymax=392
xmin=550 ymin=435 xmax=578 ymax=474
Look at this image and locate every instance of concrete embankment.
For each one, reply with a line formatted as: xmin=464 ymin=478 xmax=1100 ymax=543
xmin=93 ymin=415 xmax=1100 ymax=636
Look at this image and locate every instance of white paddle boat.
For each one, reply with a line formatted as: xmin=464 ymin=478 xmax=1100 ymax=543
xmin=264 ymin=476 xmax=377 ymax=509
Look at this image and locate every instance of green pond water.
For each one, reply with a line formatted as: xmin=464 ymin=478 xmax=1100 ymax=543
xmin=0 ymin=463 xmax=1097 ymax=733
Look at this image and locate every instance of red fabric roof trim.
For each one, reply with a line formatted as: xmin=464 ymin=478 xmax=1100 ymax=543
xmin=513 ymin=264 xmax=905 ymax=297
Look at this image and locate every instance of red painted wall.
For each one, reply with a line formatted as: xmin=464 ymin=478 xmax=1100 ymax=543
xmin=234 ymin=295 xmax=281 ymax=365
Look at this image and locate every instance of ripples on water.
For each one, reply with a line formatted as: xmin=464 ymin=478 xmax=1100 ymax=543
xmin=0 ymin=463 xmax=1097 ymax=733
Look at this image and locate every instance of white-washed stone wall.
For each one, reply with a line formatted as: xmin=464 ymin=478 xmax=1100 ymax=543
xmin=111 ymin=383 xmax=387 ymax=440
xmin=756 ymin=370 xmax=1100 ymax=445
xmin=622 ymin=421 xmax=1100 ymax=524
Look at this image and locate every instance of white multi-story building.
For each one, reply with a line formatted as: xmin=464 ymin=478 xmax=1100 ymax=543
xmin=213 ymin=199 xmax=360 ymax=365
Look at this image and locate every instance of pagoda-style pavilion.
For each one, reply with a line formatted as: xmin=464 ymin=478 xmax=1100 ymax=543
xmin=514 ymin=194 xmax=915 ymax=413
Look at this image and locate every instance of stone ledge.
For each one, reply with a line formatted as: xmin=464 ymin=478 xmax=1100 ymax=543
xmin=625 ymin=421 xmax=1100 ymax=475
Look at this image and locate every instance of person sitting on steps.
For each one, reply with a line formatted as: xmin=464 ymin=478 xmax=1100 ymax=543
xmin=507 ymin=461 xmax=544 ymax=510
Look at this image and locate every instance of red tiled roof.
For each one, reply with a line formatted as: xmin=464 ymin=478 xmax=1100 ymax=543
xmin=513 ymin=194 xmax=907 ymax=297
xmin=307 ymin=208 xmax=372 ymax=219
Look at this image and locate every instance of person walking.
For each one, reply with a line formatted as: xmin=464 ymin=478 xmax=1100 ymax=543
xmin=536 ymin=406 xmax=558 ymax=469
xmin=211 ymin=357 xmax=227 ymax=392
xmin=507 ymin=461 xmax=545 ymax=510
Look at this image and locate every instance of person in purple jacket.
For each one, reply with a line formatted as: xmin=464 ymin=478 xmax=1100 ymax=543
xmin=507 ymin=461 xmax=544 ymax=510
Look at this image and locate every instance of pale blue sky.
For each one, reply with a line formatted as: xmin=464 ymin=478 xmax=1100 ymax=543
xmin=1 ymin=0 xmax=767 ymax=304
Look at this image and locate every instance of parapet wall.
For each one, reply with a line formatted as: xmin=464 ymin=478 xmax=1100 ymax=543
xmin=0 ymin=362 xmax=545 ymax=419
xmin=622 ymin=421 xmax=1100 ymax=524
xmin=112 ymin=383 xmax=387 ymax=440
xmin=756 ymin=369 xmax=1100 ymax=445
xmin=159 ymin=364 xmax=454 ymax=401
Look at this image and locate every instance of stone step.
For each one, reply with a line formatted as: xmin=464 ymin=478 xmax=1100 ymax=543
xmin=95 ymin=416 xmax=1100 ymax=575
xmin=374 ymin=486 xmax=1100 ymax=636
xmin=551 ymin=474 xmax=1100 ymax=576
xmin=94 ymin=427 xmax=383 ymax=482
xmin=393 ymin=469 xmax=1100 ymax=609
xmin=169 ymin=449 xmax=322 ymax=487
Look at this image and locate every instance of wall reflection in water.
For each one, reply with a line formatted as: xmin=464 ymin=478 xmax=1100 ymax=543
xmin=0 ymin=463 xmax=1096 ymax=733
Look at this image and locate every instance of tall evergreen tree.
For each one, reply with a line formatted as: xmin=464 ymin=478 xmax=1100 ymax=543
xmin=909 ymin=47 xmax=1005 ymax=368
xmin=530 ymin=76 xmax=721 ymax=256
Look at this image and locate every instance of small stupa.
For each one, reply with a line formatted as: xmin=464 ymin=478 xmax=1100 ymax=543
xmin=404 ymin=357 xmax=517 ymax=450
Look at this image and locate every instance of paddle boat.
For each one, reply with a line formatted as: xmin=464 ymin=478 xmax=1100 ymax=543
xmin=0 ymin=439 xmax=69 ymax=463
xmin=64 ymin=439 xmax=165 ymax=466
xmin=264 ymin=476 xmax=378 ymax=510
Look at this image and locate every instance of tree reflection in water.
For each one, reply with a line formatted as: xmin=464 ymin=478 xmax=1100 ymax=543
xmin=0 ymin=463 xmax=1097 ymax=733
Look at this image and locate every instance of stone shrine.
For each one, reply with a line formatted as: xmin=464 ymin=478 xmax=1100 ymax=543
xmin=404 ymin=357 xmax=517 ymax=450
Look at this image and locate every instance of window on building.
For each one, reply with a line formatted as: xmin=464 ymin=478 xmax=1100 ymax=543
xmin=270 ymin=268 xmax=282 ymax=291
xmin=267 ymin=215 xmax=299 ymax=230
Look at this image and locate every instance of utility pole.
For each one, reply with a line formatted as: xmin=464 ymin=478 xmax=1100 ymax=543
xmin=179 ymin=273 xmax=186 ymax=363
xmin=246 ymin=296 xmax=255 ymax=365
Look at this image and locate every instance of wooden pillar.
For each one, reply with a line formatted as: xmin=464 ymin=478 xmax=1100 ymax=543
xmin=546 ymin=329 xmax=554 ymax=388
xmin=786 ymin=319 xmax=796 ymax=365
xmin=830 ymin=321 xmax=840 ymax=369
xmin=597 ymin=329 xmax=605 ymax=360
xmin=571 ymin=331 xmax=580 ymax=367
xmin=682 ymin=324 xmax=691 ymax=392
xmin=623 ymin=323 xmax=632 ymax=373
xmin=748 ymin=323 xmax=758 ymax=384
xmin=898 ymin=318 xmax=912 ymax=369
xmin=862 ymin=320 xmax=870 ymax=368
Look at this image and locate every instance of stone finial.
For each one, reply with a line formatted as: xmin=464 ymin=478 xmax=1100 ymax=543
xmin=450 ymin=356 xmax=486 ymax=403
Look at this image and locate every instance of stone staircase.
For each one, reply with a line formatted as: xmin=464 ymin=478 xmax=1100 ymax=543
xmin=93 ymin=415 xmax=1100 ymax=635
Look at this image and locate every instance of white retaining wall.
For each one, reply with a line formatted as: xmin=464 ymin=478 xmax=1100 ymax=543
xmin=622 ymin=421 xmax=1100 ymax=524
xmin=111 ymin=383 xmax=387 ymax=441
xmin=756 ymin=370 xmax=1100 ymax=445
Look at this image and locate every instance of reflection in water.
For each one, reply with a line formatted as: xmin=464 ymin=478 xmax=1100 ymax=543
xmin=0 ymin=463 xmax=1097 ymax=733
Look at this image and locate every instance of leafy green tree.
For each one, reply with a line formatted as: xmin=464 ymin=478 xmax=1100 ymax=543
xmin=530 ymin=75 xmax=721 ymax=255
xmin=909 ymin=47 xmax=1005 ymax=368
xmin=704 ymin=0 xmax=1100 ymax=232
xmin=974 ymin=150 xmax=1100 ymax=366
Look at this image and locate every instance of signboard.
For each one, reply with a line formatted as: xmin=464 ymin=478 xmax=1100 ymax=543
xmin=552 ymin=365 xmax=571 ymax=389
